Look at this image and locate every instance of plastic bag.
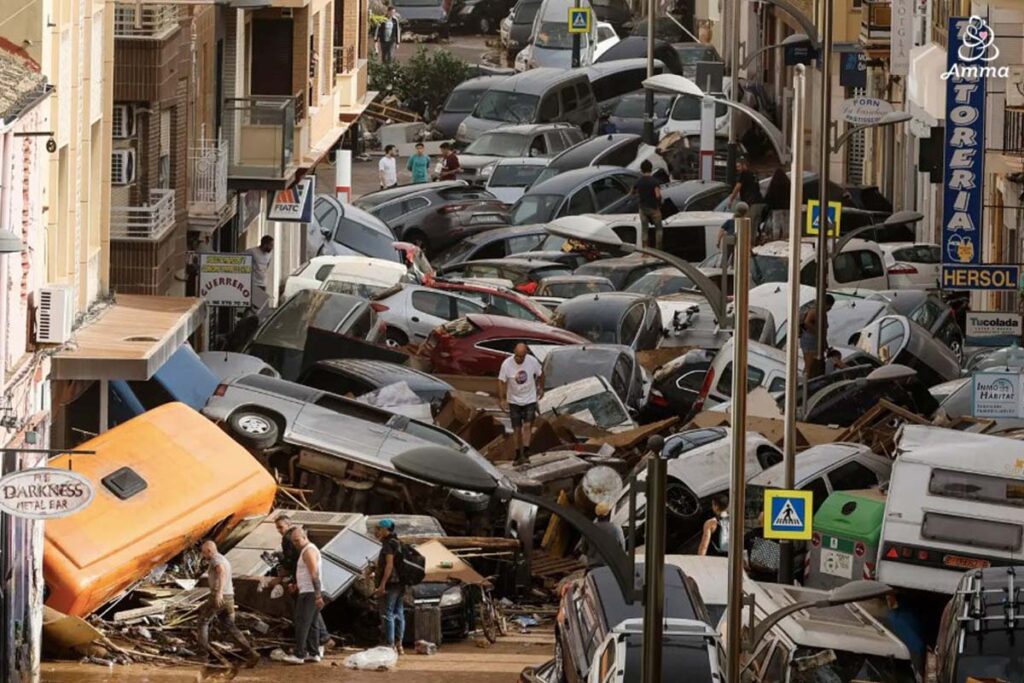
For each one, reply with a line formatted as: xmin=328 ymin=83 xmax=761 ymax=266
xmin=344 ymin=646 xmax=398 ymax=671
xmin=357 ymin=381 xmax=422 ymax=409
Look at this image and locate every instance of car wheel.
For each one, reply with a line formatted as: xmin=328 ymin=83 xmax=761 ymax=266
xmin=665 ymin=480 xmax=701 ymax=519
xmin=228 ymin=410 xmax=280 ymax=449
xmin=478 ymin=16 xmax=492 ymax=33
xmin=950 ymin=337 xmax=964 ymax=365
xmin=385 ymin=326 xmax=409 ymax=348
xmin=552 ymin=633 xmax=566 ymax=683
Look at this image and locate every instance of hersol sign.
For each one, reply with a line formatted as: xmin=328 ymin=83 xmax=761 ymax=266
xmin=0 ymin=468 xmax=94 ymax=519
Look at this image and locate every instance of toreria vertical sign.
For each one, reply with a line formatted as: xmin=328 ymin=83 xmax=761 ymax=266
xmin=940 ymin=16 xmax=1016 ymax=291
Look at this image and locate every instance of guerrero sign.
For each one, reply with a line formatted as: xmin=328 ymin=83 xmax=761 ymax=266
xmin=0 ymin=468 xmax=94 ymax=519
xmin=199 ymin=254 xmax=254 ymax=307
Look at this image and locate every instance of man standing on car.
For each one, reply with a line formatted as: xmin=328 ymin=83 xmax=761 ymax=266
xmin=632 ymin=160 xmax=664 ymax=250
xmin=498 ymin=342 xmax=544 ymax=464
xmin=375 ymin=6 xmax=401 ymax=63
xmin=438 ymin=142 xmax=461 ymax=181
xmin=281 ymin=528 xmax=326 ymax=665
xmin=372 ymin=519 xmax=406 ymax=655
xmin=197 ymin=540 xmax=260 ymax=668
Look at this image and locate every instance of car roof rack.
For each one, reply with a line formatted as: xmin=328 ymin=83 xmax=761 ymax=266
xmin=955 ymin=567 xmax=1021 ymax=632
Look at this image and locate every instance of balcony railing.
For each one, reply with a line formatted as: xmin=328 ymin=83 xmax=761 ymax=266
xmin=110 ymin=189 xmax=176 ymax=241
xmin=1005 ymin=109 xmax=1024 ymax=156
xmin=335 ymin=45 xmax=356 ymax=75
xmin=189 ymin=139 xmax=229 ymax=217
xmin=860 ymin=0 xmax=892 ymax=48
xmin=114 ymin=4 xmax=181 ymax=40
xmin=224 ymin=96 xmax=296 ymax=181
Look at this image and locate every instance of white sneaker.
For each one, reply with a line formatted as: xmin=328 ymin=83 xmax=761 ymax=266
xmin=281 ymin=654 xmax=306 ymax=665
xmin=305 ymin=655 xmax=322 ymax=663
xmin=318 ymin=646 xmax=325 ymax=658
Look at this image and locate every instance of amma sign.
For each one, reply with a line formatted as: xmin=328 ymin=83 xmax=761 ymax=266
xmin=0 ymin=468 xmax=94 ymax=519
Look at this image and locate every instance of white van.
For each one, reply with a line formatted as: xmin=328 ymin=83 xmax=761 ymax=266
xmin=659 ymin=78 xmax=732 ymax=140
xmin=877 ymin=425 xmax=1024 ymax=594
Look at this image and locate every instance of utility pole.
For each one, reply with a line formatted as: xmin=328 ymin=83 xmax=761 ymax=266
xmin=724 ymin=214 xmax=751 ymax=683
xmin=726 ymin=0 xmax=742 ymax=185
xmin=779 ymin=64 xmax=805 ymax=586
xmin=813 ymin=0 xmax=834 ymax=374
xmin=643 ymin=0 xmax=656 ymax=145
xmin=640 ymin=441 xmax=667 ymax=683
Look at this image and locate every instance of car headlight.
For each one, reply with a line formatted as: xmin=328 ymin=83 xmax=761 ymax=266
xmin=439 ymin=587 xmax=464 ymax=608
xmin=480 ymin=162 xmax=496 ymax=179
xmin=457 ymin=122 xmax=468 ymax=139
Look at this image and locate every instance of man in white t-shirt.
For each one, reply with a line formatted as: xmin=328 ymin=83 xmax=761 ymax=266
xmin=378 ymin=145 xmax=398 ymax=189
xmin=498 ymin=343 xmax=544 ymax=464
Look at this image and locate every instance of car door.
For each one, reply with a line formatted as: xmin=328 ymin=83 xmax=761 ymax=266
xmin=562 ymin=187 xmax=597 ymax=217
xmin=290 ymin=394 xmax=391 ymax=465
xmin=831 ymin=249 xmax=888 ymax=290
xmin=590 ymin=175 xmax=630 ymax=212
xmin=409 ymin=289 xmax=484 ymax=340
xmin=544 ymin=130 xmax=569 ymax=156
xmin=528 ymin=133 xmax=549 ymax=158
xmin=389 ymin=196 xmax=430 ymax=237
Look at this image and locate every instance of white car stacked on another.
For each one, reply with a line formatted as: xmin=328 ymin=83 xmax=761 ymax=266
xmin=283 ymin=256 xmax=410 ymax=301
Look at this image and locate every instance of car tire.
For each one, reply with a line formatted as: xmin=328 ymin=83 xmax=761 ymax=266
xmin=439 ymin=24 xmax=450 ymax=40
xmin=385 ymin=326 xmax=409 ymax=348
xmin=228 ymin=410 xmax=280 ymax=450
xmin=950 ymin=337 xmax=964 ymax=365
xmin=665 ymin=480 xmax=702 ymax=519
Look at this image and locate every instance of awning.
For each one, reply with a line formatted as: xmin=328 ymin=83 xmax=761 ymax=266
xmin=52 ymin=295 xmax=205 ymax=381
xmin=908 ymin=43 xmax=946 ymax=124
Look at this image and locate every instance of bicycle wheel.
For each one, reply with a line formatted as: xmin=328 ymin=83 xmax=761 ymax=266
xmin=478 ymin=593 xmax=500 ymax=643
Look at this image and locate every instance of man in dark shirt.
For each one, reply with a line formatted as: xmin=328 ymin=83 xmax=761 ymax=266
xmin=632 ymin=160 xmax=664 ymax=249
xmin=728 ymin=156 xmax=762 ymax=206
xmin=438 ymin=143 xmax=461 ymax=181
xmin=372 ymin=519 xmax=406 ymax=654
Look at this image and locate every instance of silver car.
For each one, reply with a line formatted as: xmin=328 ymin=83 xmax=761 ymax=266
xmin=376 ymin=284 xmax=486 ymax=347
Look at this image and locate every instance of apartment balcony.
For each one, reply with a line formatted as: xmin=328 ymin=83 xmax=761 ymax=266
xmin=114 ymin=4 xmax=181 ymax=40
xmin=110 ymin=189 xmax=176 ymax=242
xmin=335 ymin=45 xmax=370 ymax=118
xmin=223 ymin=96 xmax=297 ymax=189
xmin=860 ymin=0 xmax=892 ymax=50
xmin=1005 ymin=108 xmax=1024 ymax=157
xmin=188 ymin=139 xmax=230 ymax=220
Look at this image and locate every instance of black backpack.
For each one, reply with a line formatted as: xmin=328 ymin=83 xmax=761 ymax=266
xmin=396 ymin=542 xmax=426 ymax=585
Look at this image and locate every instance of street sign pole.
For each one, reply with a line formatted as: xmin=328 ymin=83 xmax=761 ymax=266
xmin=813 ymin=0 xmax=835 ymax=377
xmin=571 ymin=0 xmax=581 ymax=68
xmin=642 ymin=0 xmax=656 ymax=145
xmin=699 ymin=95 xmax=716 ymax=181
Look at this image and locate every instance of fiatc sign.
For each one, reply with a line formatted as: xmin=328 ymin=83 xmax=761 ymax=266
xmin=940 ymin=16 xmax=1012 ymax=290
xmin=0 ymin=468 xmax=94 ymax=519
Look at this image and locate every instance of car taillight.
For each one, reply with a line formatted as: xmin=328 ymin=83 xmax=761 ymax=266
xmin=213 ymin=384 xmax=228 ymax=397
xmin=438 ymin=204 xmax=468 ymax=214
xmin=811 ymin=532 xmax=821 ymax=548
xmin=887 ymin=262 xmax=918 ymax=275
xmin=854 ymin=541 xmax=866 ymax=557
xmin=370 ymin=302 xmax=389 ymax=313
xmin=516 ymin=280 xmax=538 ymax=295
xmin=649 ymin=390 xmax=669 ymax=407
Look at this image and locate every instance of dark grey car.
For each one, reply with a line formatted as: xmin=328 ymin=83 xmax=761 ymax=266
xmin=508 ymin=166 xmax=641 ymax=225
xmin=542 ymin=343 xmax=647 ymax=412
xmin=574 ymin=254 xmax=664 ymax=290
xmin=503 ymin=0 xmax=542 ymax=60
xmin=601 ymin=178 xmax=730 ymax=216
xmin=393 ymin=0 xmax=452 ymax=38
xmin=552 ymin=292 xmax=663 ymax=351
xmin=854 ymin=314 xmax=962 ymax=387
xmin=529 ymin=134 xmax=642 ymax=188
xmin=298 ymin=358 xmax=454 ymax=406
xmin=432 ymin=224 xmax=551 ymax=267
xmin=435 ymin=76 xmax=508 ymax=138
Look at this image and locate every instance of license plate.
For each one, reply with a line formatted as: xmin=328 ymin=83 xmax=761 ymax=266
xmin=470 ymin=214 xmax=503 ymax=225
xmin=943 ymin=554 xmax=990 ymax=570
xmin=820 ymin=548 xmax=854 ymax=579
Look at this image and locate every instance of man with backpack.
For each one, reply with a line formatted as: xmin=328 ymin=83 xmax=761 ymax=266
xmin=373 ymin=518 xmax=423 ymax=655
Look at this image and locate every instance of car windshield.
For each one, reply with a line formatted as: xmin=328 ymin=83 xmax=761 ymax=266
xmin=613 ymin=95 xmax=671 ymax=119
xmin=474 ymin=90 xmax=539 ymax=123
xmin=334 ymin=218 xmax=400 ymax=261
xmin=544 ymin=281 xmax=612 ymax=298
xmin=509 ymin=194 xmax=562 ymax=225
xmin=670 ymin=97 xmax=727 ymax=121
xmin=465 ymin=133 xmax=529 ymax=157
xmin=678 ymin=46 xmax=720 ymax=65
xmin=750 ymin=254 xmax=790 ymax=285
xmin=550 ymin=390 xmax=630 ymax=429
xmin=513 ymin=0 xmax=541 ymax=24
xmin=535 ymin=21 xmax=574 ymax=49
xmin=491 ymin=164 xmax=547 ymax=187
xmin=252 ymin=291 xmax=358 ymax=350
xmin=433 ymin=239 xmax=479 ymax=267
xmin=322 ymin=280 xmax=389 ymax=299
xmin=444 ymin=89 xmax=485 ymax=113
xmin=627 ymin=272 xmax=696 ymax=296
xmin=531 ymin=167 xmax=561 ymax=186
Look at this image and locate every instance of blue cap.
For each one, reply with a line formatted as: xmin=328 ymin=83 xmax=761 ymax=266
xmin=377 ymin=518 xmax=395 ymax=531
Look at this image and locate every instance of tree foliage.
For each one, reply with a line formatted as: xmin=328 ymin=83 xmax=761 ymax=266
xmin=368 ymin=48 xmax=472 ymax=119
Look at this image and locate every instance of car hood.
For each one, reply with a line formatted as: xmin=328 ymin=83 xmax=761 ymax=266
xmin=435 ymin=112 xmax=470 ymax=138
xmin=457 ymin=116 xmax=503 ymax=143
xmin=664 ymin=435 xmax=767 ymax=497
xmin=458 ymin=153 xmax=506 ymax=171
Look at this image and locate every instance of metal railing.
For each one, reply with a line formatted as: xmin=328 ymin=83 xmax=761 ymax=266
xmin=334 ymin=45 xmax=356 ymax=74
xmin=294 ymin=89 xmax=307 ymax=122
xmin=860 ymin=0 xmax=892 ymax=46
xmin=188 ymin=139 xmax=228 ymax=216
xmin=1005 ymin=108 xmax=1024 ymax=156
xmin=110 ymin=189 xmax=176 ymax=241
xmin=113 ymin=4 xmax=181 ymax=39
xmin=223 ymin=96 xmax=296 ymax=180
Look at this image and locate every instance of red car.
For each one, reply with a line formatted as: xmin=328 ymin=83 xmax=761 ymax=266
xmin=426 ymin=278 xmax=553 ymax=324
xmin=419 ymin=314 xmax=587 ymax=375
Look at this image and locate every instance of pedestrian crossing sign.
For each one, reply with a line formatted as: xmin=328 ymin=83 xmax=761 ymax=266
xmin=763 ymin=489 xmax=813 ymax=540
xmin=568 ymin=7 xmax=591 ymax=33
xmin=806 ymin=199 xmax=842 ymax=237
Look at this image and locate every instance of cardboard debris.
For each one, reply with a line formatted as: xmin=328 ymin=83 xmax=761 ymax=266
xmin=417 ymin=539 xmax=489 ymax=586
xmin=687 ymin=411 xmax=844 ymax=451
xmin=636 ymin=347 xmax=697 ymax=373
xmin=42 ymin=607 xmax=108 ymax=658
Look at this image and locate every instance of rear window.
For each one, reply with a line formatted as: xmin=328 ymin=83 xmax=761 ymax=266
xmin=490 ymin=164 xmax=547 ymax=188
xmin=892 ymin=245 xmax=940 ymax=263
xmin=929 ymin=469 xmax=1024 ymax=508
xmin=922 ymin=512 xmax=1023 ymax=552
xmin=715 ymin=362 xmax=766 ymax=395
xmin=670 ymin=97 xmax=727 ymax=121
xmin=512 ymin=0 xmax=541 ymax=24
xmin=444 ymin=89 xmax=484 ymax=113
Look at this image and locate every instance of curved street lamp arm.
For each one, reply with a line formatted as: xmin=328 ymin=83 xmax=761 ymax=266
xmin=629 ymin=245 xmax=729 ymax=329
xmin=831 ymin=122 xmax=872 ymax=154
xmin=758 ymin=0 xmax=819 ymax=50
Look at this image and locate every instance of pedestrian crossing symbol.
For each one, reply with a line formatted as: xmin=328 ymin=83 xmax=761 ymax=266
xmin=763 ymin=489 xmax=813 ymax=540
xmin=568 ymin=7 xmax=591 ymax=33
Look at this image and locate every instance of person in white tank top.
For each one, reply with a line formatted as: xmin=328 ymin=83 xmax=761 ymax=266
xmin=197 ymin=540 xmax=260 ymax=667
xmin=281 ymin=528 xmax=328 ymax=665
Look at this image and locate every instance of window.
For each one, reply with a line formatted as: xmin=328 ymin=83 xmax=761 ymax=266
xmin=314 ymin=264 xmax=334 ymax=281
xmin=376 ymin=201 xmax=406 ymax=223
xmin=675 ymin=369 xmax=708 ymax=394
xmin=806 ymin=477 xmax=830 ymax=512
xmin=506 ymin=234 xmax=544 ymax=254
xmin=345 ymin=307 xmax=374 ymax=339
xmin=833 ymin=250 xmax=885 ymax=283
xmin=893 ymin=245 xmax=941 ymax=263
xmin=560 ymin=85 xmax=579 ymax=112
xmin=688 ymin=189 xmax=731 ymax=211
xmin=910 ymin=300 xmax=944 ymax=330
xmin=922 ymin=512 xmax=1023 ymax=552
xmin=478 ymin=338 xmax=521 ymax=354
xmin=567 ymin=189 xmax=596 ymax=215
xmin=715 ymin=362 xmax=766 ymax=395
xmin=465 ymin=263 xmax=503 ymax=279
xmin=455 ymin=297 xmax=485 ymax=316
xmin=315 ymin=199 xmax=340 ymax=235
xmin=827 ymin=461 xmax=880 ymax=491
xmin=488 ymin=295 xmax=537 ymax=320
xmin=528 ymin=135 xmax=548 ymax=158
xmin=597 ymin=140 xmax=643 ymax=168
xmin=877 ymin=318 xmax=906 ymax=362
xmin=403 ymin=196 xmax=429 ymax=213
xmin=412 ymin=290 xmax=454 ymax=319
xmin=762 ymin=641 xmax=790 ymax=682
xmin=929 ymin=469 xmax=1024 ymax=508
xmin=768 ymin=377 xmax=786 ymax=393
xmin=545 ymin=132 xmax=568 ymax=154
xmin=538 ymin=94 xmax=559 ymax=122
xmin=611 ymin=356 xmax=631 ymax=398
xmin=575 ymin=82 xmax=593 ymax=107
xmin=302 ymin=368 xmax=371 ymax=396
xmin=591 ymin=176 xmax=629 ymax=210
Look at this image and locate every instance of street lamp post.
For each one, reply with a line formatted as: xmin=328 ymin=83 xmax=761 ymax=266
xmin=739 ymin=33 xmax=815 ymax=73
xmin=643 ymin=0 xmax=656 ymax=145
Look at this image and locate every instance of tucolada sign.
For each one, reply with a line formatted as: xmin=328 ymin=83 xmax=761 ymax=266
xmin=941 ymin=15 xmax=1010 ymax=80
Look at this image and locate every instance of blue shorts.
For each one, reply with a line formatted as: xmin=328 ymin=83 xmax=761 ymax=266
xmin=800 ymin=332 xmax=818 ymax=353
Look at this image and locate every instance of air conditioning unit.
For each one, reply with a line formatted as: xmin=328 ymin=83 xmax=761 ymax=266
xmin=35 ymin=284 xmax=74 ymax=344
xmin=112 ymin=104 xmax=136 ymax=139
xmin=111 ymin=149 xmax=136 ymax=185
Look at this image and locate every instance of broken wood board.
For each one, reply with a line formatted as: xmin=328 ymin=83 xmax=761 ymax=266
xmin=43 ymin=606 xmax=108 ymax=658
xmin=636 ymin=346 xmax=697 ymax=373
xmin=585 ymin=417 xmax=679 ymax=452
xmin=688 ymin=411 xmax=844 ymax=450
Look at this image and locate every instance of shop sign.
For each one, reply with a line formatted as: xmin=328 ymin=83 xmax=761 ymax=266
xmin=840 ymin=97 xmax=894 ymax=126
xmin=972 ymin=372 xmax=1022 ymax=419
xmin=199 ymin=253 xmax=254 ymax=307
xmin=267 ymin=177 xmax=315 ymax=223
xmin=0 ymin=468 xmax=94 ymax=519
xmin=965 ymin=312 xmax=1023 ymax=346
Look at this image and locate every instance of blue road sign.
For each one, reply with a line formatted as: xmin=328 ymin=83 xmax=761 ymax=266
xmin=764 ymin=489 xmax=813 ymax=540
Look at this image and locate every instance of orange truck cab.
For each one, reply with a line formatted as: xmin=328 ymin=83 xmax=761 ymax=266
xmin=44 ymin=402 xmax=276 ymax=616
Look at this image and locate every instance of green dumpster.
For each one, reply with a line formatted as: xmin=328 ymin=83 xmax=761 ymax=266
xmin=805 ymin=489 xmax=886 ymax=589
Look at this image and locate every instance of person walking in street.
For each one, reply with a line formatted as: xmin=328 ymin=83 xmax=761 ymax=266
xmin=407 ymin=142 xmax=430 ymax=184
xmin=632 ymin=160 xmax=664 ymax=249
xmin=580 ymin=503 xmax=626 ymax=568
xmin=697 ymin=495 xmax=730 ymax=556
xmin=375 ymin=7 xmax=401 ymax=63
xmin=281 ymin=528 xmax=327 ymax=665
xmin=197 ymin=541 xmax=260 ymax=668
xmin=437 ymin=142 xmax=461 ymax=180
xmin=801 ymin=294 xmax=835 ymax=378
xmin=372 ymin=519 xmax=406 ymax=655
xmin=246 ymin=235 xmax=273 ymax=293
xmin=763 ymin=167 xmax=791 ymax=241
xmin=379 ymin=145 xmax=399 ymax=190
xmin=727 ymin=156 xmax=763 ymax=207
xmin=498 ymin=342 xmax=544 ymax=464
